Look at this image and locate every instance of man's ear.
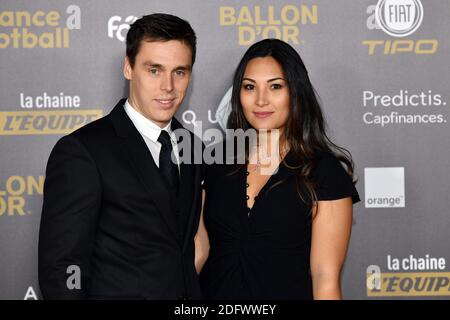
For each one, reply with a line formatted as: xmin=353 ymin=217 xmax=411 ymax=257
xmin=123 ymin=56 xmax=132 ymax=80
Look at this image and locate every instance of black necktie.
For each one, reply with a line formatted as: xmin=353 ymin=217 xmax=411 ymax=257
xmin=158 ymin=130 xmax=179 ymax=194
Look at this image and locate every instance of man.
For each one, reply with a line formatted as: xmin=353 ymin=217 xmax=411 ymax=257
xmin=38 ymin=13 xmax=203 ymax=299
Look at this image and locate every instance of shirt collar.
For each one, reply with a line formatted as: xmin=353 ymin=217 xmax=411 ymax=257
xmin=124 ymin=99 xmax=175 ymax=144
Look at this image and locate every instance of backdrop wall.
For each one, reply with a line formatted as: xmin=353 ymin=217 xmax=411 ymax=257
xmin=0 ymin=0 xmax=449 ymax=299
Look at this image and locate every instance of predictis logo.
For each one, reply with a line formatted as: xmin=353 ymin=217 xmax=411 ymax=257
xmin=363 ymin=0 xmax=438 ymax=55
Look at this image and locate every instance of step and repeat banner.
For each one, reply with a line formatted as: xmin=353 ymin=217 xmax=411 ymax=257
xmin=0 ymin=0 xmax=449 ymax=300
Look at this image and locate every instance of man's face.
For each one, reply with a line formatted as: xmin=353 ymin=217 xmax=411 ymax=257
xmin=124 ymin=40 xmax=192 ymax=128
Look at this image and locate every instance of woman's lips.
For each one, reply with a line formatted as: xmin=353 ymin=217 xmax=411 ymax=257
xmin=254 ymin=112 xmax=274 ymax=118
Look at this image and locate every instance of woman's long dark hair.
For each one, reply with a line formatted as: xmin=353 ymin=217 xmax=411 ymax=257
xmin=228 ymin=38 xmax=356 ymax=211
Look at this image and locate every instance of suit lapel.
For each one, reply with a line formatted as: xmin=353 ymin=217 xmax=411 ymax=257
xmin=110 ymin=100 xmax=178 ymax=239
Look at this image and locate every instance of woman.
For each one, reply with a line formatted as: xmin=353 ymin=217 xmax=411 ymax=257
xmin=195 ymin=39 xmax=360 ymax=299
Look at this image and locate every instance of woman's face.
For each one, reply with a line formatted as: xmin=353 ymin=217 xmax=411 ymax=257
xmin=240 ymin=56 xmax=290 ymax=132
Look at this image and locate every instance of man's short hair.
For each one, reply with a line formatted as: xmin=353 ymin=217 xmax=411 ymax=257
xmin=126 ymin=13 xmax=197 ymax=68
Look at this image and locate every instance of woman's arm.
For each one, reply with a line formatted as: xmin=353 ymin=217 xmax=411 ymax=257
xmin=310 ymin=197 xmax=353 ymax=299
xmin=194 ymin=190 xmax=210 ymax=274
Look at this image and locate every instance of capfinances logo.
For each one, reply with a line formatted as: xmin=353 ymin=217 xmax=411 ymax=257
xmin=0 ymin=5 xmax=81 ymax=49
xmin=363 ymin=0 xmax=438 ymax=55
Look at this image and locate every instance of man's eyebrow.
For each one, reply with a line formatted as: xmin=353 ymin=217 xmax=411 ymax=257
xmin=142 ymin=62 xmax=192 ymax=71
xmin=174 ymin=65 xmax=192 ymax=71
xmin=143 ymin=61 xmax=163 ymax=69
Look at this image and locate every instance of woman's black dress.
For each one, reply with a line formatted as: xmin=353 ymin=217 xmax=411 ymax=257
xmin=200 ymin=151 xmax=360 ymax=299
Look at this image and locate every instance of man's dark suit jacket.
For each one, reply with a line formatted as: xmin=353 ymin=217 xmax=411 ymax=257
xmin=38 ymin=99 xmax=203 ymax=299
